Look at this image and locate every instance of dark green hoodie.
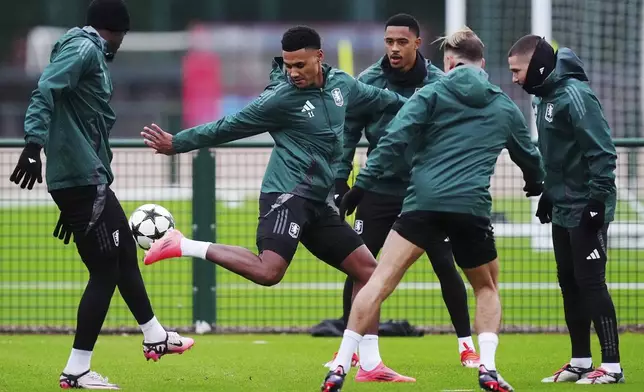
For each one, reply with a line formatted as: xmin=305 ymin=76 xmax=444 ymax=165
xmin=172 ymin=58 xmax=407 ymax=203
xmin=334 ymin=53 xmax=445 ymax=197
xmin=24 ymin=27 xmax=116 ymax=191
xmin=532 ymin=48 xmax=617 ymax=228
xmin=356 ymin=65 xmax=544 ymax=217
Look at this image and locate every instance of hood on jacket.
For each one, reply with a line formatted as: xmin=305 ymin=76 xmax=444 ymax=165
xmin=442 ymin=65 xmax=502 ymax=108
xmin=53 ymin=27 xmax=108 ymax=60
xmin=531 ymin=48 xmax=589 ymax=96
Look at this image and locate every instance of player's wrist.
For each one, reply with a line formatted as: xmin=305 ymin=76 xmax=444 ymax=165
xmin=24 ymin=141 xmax=43 ymax=153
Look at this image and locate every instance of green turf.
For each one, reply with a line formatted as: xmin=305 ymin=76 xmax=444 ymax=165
xmin=0 ymin=333 xmax=642 ymax=391
xmin=1 ymin=198 xmax=642 ymax=329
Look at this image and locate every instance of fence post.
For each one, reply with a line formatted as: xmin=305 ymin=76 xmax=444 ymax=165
xmin=168 ymin=114 xmax=181 ymax=186
xmin=192 ymin=148 xmax=216 ymax=329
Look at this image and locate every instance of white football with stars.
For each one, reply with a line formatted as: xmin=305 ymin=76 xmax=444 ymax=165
xmin=128 ymin=204 xmax=175 ymax=250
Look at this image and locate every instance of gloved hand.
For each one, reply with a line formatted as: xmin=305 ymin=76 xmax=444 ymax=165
xmin=339 ymin=186 xmax=365 ymax=219
xmin=579 ymin=199 xmax=605 ymax=230
xmin=53 ymin=214 xmax=73 ymax=244
xmin=535 ymin=193 xmax=553 ymax=224
xmin=523 ymin=181 xmax=544 ymax=197
xmin=9 ymin=142 xmax=42 ymax=190
xmin=333 ymin=179 xmax=350 ymax=208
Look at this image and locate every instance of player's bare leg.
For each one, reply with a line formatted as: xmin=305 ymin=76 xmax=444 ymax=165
xmin=322 ymin=231 xmax=421 ymax=391
xmin=144 ymin=229 xmax=289 ymax=286
xmin=462 ymin=259 xmax=513 ymax=392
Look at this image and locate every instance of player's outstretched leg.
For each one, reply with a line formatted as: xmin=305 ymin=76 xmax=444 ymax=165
xmin=426 ymin=241 xmax=479 ymax=368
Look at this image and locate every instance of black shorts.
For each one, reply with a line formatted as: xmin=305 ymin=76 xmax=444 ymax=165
xmin=256 ymin=192 xmax=364 ymax=268
xmin=392 ymin=210 xmax=497 ymax=269
xmin=50 ymin=184 xmax=136 ymax=275
xmin=354 ymin=190 xmax=403 ymax=257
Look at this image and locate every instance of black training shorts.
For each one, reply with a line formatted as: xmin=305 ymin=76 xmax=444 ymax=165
xmin=392 ymin=210 xmax=497 ymax=269
xmin=256 ymin=192 xmax=364 ymax=268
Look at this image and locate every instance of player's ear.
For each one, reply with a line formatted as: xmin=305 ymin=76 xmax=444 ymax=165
xmin=415 ymin=37 xmax=421 ymax=50
xmin=481 ymin=57 xmax=486 ymax=68
xmin=317 ymin=49 xmax=324 ymax=63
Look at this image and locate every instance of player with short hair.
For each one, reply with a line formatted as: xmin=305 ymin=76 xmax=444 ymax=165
xmin=328 ymin=12 xmax=479 ymax=368
xmin=322 ymin=27 xmax=545 ymax=392
xmin=508 ymin=35 xmax=624 ymax=385
xmin=142 ymin=25 xmax=415 ymax=383
xmin=9 ymin=0 xmax=194 ymax=389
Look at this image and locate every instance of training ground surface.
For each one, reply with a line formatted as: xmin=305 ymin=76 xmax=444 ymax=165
xmin=1 ymin=333 xmax=642 ymax=391
xmin=1 ymin=197 xmax=643 ymax=330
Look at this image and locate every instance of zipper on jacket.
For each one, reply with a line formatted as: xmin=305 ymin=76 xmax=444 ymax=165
xmin=319 ymin=88 xmax=333 ymax=130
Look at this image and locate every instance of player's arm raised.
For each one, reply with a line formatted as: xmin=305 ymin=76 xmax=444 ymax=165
xmin=339 ymin=88 xmax=433 ymax=218
xmin=142 ymin=86 xmax=284 ymax=155
xmin=356 ymin=88 xmax=433 ymax=185
xmin=506 ymin=105 xmax=546 ymax=196
xmin=567 ymin=84 xmax=617 ymax=203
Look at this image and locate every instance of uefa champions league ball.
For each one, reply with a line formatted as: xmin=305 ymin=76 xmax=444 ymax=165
xmin=128 ymin=204 xmax=175 ymax=250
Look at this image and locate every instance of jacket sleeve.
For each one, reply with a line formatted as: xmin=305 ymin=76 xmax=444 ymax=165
xmin=347 ymin=78 xmax=407 ymax=116
xmin=355 ymin=89 xmax=434 ymax=188
xmin=567 ymin=84 xmax=617 ymax=202
xmin=506 ymin=107 xmax=545 ymax=184
xmin=24 ymin=39 xmax=92 ymax=146
xmin=334 ymin=112 xmax=368 ymax=180
xmin=172 ymin=87 xmax=283 ymax=153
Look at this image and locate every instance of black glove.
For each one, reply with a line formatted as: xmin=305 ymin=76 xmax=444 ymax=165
xmin=333 ymin=179 xmax=350 ymax=208
xmin=579 ymin=199 xmax=605 ymax=230
xmin=10 ymin=142 xmax=43 ymax=190
xmin=535 ymin=193 xmax=553 ymax=224
xmin=339 ymin=186 xmax=365 ymax=219
xmin=523 ymin=181 xmax=544 ymax=197
xmin=53 ymin=215 xmax=73 ymax=244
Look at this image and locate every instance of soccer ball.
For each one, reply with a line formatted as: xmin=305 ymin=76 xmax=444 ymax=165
xmin=128 ymin=204 xmax=175 ymax=250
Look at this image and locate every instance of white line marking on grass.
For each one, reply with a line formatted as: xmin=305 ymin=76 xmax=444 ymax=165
xmin=2 ymin=282 xmax=644 ymax=290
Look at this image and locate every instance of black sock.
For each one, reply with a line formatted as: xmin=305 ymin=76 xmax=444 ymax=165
xmin=117 ymin=234 xmax=155 ymax=325
xmin=560 ymin=280 xmax=593 ymax=359
xmin=73 ymin=275 xmax=116 ymax=351
xmin=341 ymin=277 xmax=353 ymax=327
xmin=431 ymin=256 xmax=471 ymax=337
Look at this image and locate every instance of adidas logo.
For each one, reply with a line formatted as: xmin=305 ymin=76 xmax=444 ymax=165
xmin=590 ymin=211 xmax=598 ymax=217
xmin=301 ymin=100 xmax=315 ymax=117
xmin=586 ymin=249 xmax=601 ymax=260
xmin=539 ymin=66 xmax=545 ymax=74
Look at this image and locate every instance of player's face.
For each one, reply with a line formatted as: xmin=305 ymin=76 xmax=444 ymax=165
xmin=282 ymin=48 xmax=324 ymax=88
xmin=105 ymin=31 xmax=127 ymax=54
xmin=508 ymin=54 xmax=530 ymax=85
xmin=384 ymin=26 xmax=420 ymax=70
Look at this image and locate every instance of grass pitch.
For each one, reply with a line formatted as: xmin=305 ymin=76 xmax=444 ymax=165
xmin=1 ymin=333 xmax=642 ymax=391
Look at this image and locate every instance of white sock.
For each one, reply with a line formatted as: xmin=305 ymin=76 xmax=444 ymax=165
xmin=570 ymin=357 xmax=593 ymax=368
xmin=458 ymin=336 xmax=476 ymax=354
xmin=358 ymin=334 xmax=382 ymax=371
xmin=180 ymin=238 xmax=210 ymax=259
xmin=478 ymin=332 xmax=499 ymax=371
xmin=600 ymin=363 xmax=621 ymax=373
xmin=63 ymin=348 xmax=92 ymax=375
xmin=332 ymin=330 xmax=363 ymax=373
xmin=140 ymin=316 xmax=167 ymax=343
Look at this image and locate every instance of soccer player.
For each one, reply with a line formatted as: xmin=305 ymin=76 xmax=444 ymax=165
xmin=328 ymin=12 xmax=479 ymax=368
xmin=508 ymin=35 xmax=624 ymax=384
xmin=142 ymin=26 xmax=415 ymax=383
xmin=9 ymin=1 xmax=194 ymax=389
xmin=322 ymin=27 xmax=545 ymax=392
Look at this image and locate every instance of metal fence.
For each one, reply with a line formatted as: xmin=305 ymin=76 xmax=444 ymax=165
xmin=0 ymin=139 xmax=643 ymax=334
